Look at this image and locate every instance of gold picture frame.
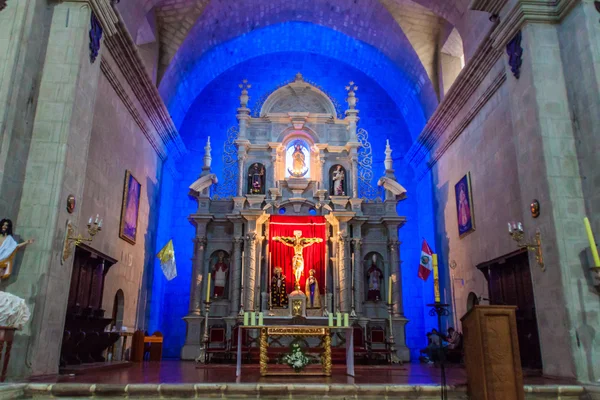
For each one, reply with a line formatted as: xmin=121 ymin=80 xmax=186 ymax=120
xmin=455 ymin=172 xmax=475 ymax=238
xmin=119 ymin=170 xmax=141 ymax=244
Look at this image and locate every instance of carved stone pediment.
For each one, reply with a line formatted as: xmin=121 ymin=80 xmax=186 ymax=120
xmin=260 ymin=75 xmax=336 ymax=117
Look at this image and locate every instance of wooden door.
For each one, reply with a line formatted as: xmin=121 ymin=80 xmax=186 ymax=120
xmin=487 ymin=252 xmax=542 ymax=370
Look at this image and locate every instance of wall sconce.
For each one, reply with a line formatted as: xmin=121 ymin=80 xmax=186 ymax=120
xmin=508 ymin=222 xmax=544 ymax=271
xmin=62 ymin=215 xmax=103 ymax=263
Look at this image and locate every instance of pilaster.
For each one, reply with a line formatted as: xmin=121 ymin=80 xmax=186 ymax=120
xmin=6 ymin=1 xmax=103 ymax=378
xmin=507 ymin=21 xmax=599 ymax=381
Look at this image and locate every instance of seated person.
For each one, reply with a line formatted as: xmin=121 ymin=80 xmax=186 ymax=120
xmin=446 ymin=327 xmax=461 ymax=350
xmin=420 ymin=329 xmax=442 ymax=363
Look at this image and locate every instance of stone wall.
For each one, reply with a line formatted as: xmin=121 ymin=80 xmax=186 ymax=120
xmin=79 ymin=55 xmax=162 ymax=332
xmin=431 ymin=60 xmax=521 ymax=325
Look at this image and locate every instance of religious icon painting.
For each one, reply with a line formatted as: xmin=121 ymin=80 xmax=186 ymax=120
xmin=119 ymin=170 xmax=142 ymax=244
xmin=455 ymin=172 xmax=475 ymax=238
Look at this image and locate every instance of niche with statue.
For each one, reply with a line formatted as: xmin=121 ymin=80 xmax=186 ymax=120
xmin=364 ymin=252 xmax=385 ymax=302
xmin=247 ymin=163 xmax=266 ymax=195
xmin=209 ymin=250 xmax=230 ymax=299
xmin=329 ymin=164 xmax=347 ymax=196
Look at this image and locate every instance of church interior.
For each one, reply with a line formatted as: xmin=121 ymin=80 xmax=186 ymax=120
xmin=0 ymin=0 xmax=599 ymax=398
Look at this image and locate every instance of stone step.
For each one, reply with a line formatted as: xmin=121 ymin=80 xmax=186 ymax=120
xmin=0 ymin=383 xmax=591 ymax=400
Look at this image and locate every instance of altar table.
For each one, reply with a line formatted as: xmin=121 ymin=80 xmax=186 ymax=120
xmin=235 ymin=326 xmax=354 ymax=377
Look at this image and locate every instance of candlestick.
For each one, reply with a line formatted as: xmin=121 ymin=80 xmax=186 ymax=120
xmin=251 ymin=312 xmax=256 ymax=326
xmin=433 ymin=254 xmax=441 ymax=303
xmin=508 ymin=222 xmax=512 ymax=233
xmin=258 ymin=312 xmax=264 ymax=326
xmin=336 ymin=312 xmax=341 ymax=327
xmin=387 ymin=276 xmax=392 ymax=304
xmin=343 ymin=313 xmax=349 ymax=327
xmin=328 ymin=313 xmax=333 ymax=327
xmin=88 ymin=217 xmax=93 ymax=224
xmin=517 ymin=222 xmax=523 ymax=232
xmin=205 ymin=273 xmax=211 ymax=303
xmin=95 ymin=214 xmax=99 ymax=223
xmin=584 ymin=217 xmax=600 ymax=267
xmin=243 ymin=312 xmax=249 ymax=326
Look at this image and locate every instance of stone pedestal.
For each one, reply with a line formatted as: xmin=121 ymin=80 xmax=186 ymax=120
xmin=286 ymin=177 xmax=310 ymax=196
xmin=181 ymin=315 xmax=203 ymax=360
xmin=330 ymin=196 xmax=349 ymax=210
xmin=245 ymin=194 xmax=266 ymax=209
xmin=349 ymin=198 xmax=363 ymax=215
xmin=288 ymin=290 xmax=307 ymax=318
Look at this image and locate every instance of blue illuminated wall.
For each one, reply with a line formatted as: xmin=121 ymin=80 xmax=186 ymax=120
xmin=151 ymin=51 xmax=436 ymax=360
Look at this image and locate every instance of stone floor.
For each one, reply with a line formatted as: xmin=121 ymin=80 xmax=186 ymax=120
xmin=0 ymin=361 xmax=593 ymax=399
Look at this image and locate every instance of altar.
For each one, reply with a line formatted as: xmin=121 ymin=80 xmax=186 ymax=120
xmin=183 ymin=73 xmax=411 ymax=365
xmin=234 ymin=325 xmax=354 ymax=377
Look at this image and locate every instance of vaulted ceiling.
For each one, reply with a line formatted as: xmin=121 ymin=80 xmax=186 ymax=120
xmin=116 ymin=0 xmax=480 ymax=137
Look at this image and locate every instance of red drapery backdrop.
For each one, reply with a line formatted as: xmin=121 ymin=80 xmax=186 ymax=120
xmin=269 ymin=215 xmax=326 ymax=294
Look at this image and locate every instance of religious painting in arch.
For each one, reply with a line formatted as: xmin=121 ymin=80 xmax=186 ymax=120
xmin=209 ymin=250 xmax=230 ymax=299
xmin=364 ymin=252 xmax=385 ymax=302
xmin=119 ymin=170 xmax=141 ymax=244
xmin=285 ymin=139 xmax=310 ymax=178
xmin=329 ymin=164 xmax=347 ymax=196
xmin=247 ymin=162 xmax=266 ymax=195
xmin=455 ymin=172 xmax=475 ymax=238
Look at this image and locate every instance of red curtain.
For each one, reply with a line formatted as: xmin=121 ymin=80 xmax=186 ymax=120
xmin=269 ymin=216 xmax=326 ymax=294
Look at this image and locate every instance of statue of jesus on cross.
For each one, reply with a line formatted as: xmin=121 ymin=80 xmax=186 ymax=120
xmin=272 ymin=230 xmax=322 ymax=291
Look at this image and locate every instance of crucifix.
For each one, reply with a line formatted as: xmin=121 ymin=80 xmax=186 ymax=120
xmin=272 ymin=230 xmax=322 ymax=290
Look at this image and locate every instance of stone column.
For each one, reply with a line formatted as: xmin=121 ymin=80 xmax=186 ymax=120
xmin=230 ymin=237 xmax=244 ymax=316
xmin=352 ymin=238 xmax=363 ymax=315
xmin=388 ymin=240 xmax=403 ymax=316
xmin=0 ymin=0 xmax=48 ymax=219
xmin=190 ymin=236 xmax=207 ymax=315
xmin=5 ymin=2 xmax=103 ymax=378
xmin=350 ymin=149 xmax=359 ymax=199
xmin=254 ymin=234 xmax=264 ymax=311
xmin=506 ymin=20 xmax=600 ymax=381
xmin=236 ymin=151 xmax=246 ymax=197
xmin=337 ymin=232 xmax=350 ymax=312
xmin=243 ymin=232 xmax=258 ymax=311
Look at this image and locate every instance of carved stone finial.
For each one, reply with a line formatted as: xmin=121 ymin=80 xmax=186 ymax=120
xmin=345 ymin=81 xmax=359 ymax=110
xmin=295 ymin=72 xmax=304 ymax=82
xmin=385 ymin=139 xmax=393 ymax=171
xmin=239 ymin=79 xmax=251 ymax=107
xmin=203 ymin=136 xmax=212 ymax=172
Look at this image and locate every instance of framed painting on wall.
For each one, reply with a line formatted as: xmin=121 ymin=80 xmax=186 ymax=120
xmin=120 ymin=170 xmax=141 ymax=244
xmin=455 ymin=172 xmax=475 ymax=238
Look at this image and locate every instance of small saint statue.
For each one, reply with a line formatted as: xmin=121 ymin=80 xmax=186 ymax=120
xmin=0 ymin=219 xmax=34 ymax=279
xmin=304 ymin=269 xmax=321 ymax=309
xmin=271 ymin=267 xmax=288 ymax=308
xmin=247 ymin=163 xmax=265 ymax=194
xmin=366 ymin=254 xmax=384 ymax=301
xmin=331 ymin=165 xmax=345 ymax=196
xmin=211 ymin=251 xmax=229 ymax=298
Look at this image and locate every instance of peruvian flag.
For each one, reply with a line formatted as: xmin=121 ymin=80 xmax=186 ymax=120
xmin=418 ymin=240 xmax=433 ymax=281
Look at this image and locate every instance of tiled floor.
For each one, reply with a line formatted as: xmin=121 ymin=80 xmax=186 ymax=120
xmin=27 ymin=361 xmax=575 ymax=386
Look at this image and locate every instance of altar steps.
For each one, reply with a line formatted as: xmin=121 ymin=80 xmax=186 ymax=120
xmin=0 ymin=383 xmax=592 ymax=400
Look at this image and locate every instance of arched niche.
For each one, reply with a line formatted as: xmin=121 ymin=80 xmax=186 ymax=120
xmin=247 ymin=162 xmax=266 ymax=195
xmin=467 ymin=292 xmax=479 ymax=312
xmin=285 ymin=138 xmax=311 ymax=179
xmin=209 ymin=250 xmax=230 ymax=299
xmin=364 ymin=252 xmax=385 ymax=302
xmin=111 ymin=289 xmax=125 ymax=330
xmin=329 ymin=164 xmax=347 ymax=196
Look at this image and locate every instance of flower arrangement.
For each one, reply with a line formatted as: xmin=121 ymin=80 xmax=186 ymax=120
xmin=282 ymin=343 xmax=311 ymax=372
